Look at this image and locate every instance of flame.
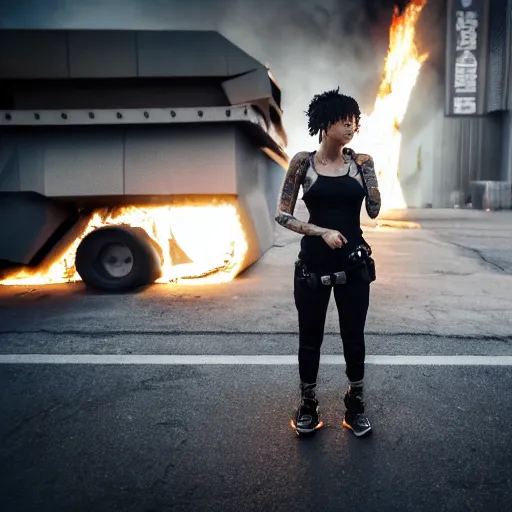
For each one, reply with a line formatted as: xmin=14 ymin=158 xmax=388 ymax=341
xmin=352 ymin=0 xmax=429 ymax=214
xmin=0 ymin=200 xmax=248 ymax=286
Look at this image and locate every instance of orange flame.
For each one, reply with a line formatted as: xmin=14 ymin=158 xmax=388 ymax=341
xmin=352 ymin=0 xmax=428 ymax=213
xmin=1 ymin=200 xmax=249 ymax=286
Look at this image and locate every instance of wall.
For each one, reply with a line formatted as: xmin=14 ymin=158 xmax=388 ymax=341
xmin=500 ymin=112 xmax=511 ymax=182
xmin=400 ymin=102 xmax=506 ymax=208
xmin=398 ymin=58 xmax=441 ymax=208
xmin=397 ymin=0 xmax=512 ymax=208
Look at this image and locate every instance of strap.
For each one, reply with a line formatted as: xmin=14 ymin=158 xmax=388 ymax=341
xmin=351 ymin=155 xmax=370 ymax=196
xmin=296 ymin=151 xmax=312 ymax=187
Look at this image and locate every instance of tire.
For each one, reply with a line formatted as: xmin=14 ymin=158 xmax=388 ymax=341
xmin=75 ymin=225 xmax=162 ymax=292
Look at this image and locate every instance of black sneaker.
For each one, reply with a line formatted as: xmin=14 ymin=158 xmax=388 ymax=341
xmin=342 ymin=385 xmax=372 ymax=437
xmin=342 ymin=411 xmax=372 ymax=437
xmin=291 ymin=385 xmax=323 ymax=435
xmin=293 ymin=397 xmax=321 ymax=435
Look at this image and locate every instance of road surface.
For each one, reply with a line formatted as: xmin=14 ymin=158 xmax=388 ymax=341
xmin=1 ymin=208 xmax=511 ymax=512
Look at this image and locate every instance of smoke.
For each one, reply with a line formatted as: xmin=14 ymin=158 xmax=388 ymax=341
xmin=217 ymin=0 xmax=400 ymax=155
xmin=0 ymin=0 xmax=401 ymax=156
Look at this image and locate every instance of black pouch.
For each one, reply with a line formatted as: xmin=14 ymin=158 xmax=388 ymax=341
xmin=294 ymin=259 xmax=318 ymax=289
xmin=345 ymin=259 xmax=377 ymax=284
xmin=367 ymin=256 xmax=376 ymax=282
xmin=347 ymin=245 xmax=376 ymax=283
xmin=345 ymin=261 xmax=371 ymax=284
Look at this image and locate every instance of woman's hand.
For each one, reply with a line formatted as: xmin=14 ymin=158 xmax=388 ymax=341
xmin=321 ymin=230 xmax=347 ymax=249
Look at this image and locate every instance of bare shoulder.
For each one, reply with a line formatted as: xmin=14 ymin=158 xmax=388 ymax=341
xmin=354 ymin=153 xmax=374 ymax=165
xmin=288 ymin=151 xmax=310 ymax=172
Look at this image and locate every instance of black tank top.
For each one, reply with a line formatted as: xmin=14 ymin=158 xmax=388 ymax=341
xmin=298 ymin=152 xmax=368 ymax=273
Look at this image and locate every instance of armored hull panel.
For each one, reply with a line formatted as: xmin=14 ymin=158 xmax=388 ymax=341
xmin=0 ymin=119 xmax=284 ymax=272
xmin=0 ymin=30 xmax=263 ymax=80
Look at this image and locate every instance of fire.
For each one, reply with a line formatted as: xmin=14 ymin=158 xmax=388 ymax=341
xmin=352 ymin=0 xmax=429 ymax=213
xmin=0 ymin=201 xmax=248 ymax=286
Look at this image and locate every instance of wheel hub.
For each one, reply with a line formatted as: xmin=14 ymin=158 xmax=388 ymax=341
xmin=98 ymin=243 xmax=134 ymax=278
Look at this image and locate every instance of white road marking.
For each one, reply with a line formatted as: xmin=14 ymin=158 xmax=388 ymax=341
xmin=0 ymin=354 xmax=511 ymax=365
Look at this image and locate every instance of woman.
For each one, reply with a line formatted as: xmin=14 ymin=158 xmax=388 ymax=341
xmin=275 ymin=88 xmax=381 ymax=438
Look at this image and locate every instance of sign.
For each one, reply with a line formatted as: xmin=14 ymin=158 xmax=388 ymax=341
xmin=445 ymin=0 xmax=490 ymax=116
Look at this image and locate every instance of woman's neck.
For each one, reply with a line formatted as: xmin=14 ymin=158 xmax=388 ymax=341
xmin=318 ymin=136 xmax=344 ymax=162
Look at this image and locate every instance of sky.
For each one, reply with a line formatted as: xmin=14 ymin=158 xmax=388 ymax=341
xmin=0 ymin=0 xmax=411 ymax=155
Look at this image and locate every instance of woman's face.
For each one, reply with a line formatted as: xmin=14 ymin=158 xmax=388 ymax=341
xmin=325 ymin=117 xmax=356 ymax=145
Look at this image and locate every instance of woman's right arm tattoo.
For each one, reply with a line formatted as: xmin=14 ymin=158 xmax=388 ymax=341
xmin=274 ymin=152 xmax=328 ymax=236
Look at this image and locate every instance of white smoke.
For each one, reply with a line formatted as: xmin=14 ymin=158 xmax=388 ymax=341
xmin=216 ymin=0 xmax=396 ymax=156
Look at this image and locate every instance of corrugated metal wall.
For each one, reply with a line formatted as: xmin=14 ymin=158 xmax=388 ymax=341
xmin=401 ymin=98 xmax=507 ymax=208
xmin=434 ymin=113 xmax=505 ymax=206
xmin=487 ymin=0 xmax=510 ymax=112
xmin=505 ymin=0 xmax=512 ymax=182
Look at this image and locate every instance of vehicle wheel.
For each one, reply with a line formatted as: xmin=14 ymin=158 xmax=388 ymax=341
xmin=75 ymin=225 xmax=162 ymax=292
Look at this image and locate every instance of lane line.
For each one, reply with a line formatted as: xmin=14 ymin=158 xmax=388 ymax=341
xmin=0 ymin=354 xmax=512 ymax=365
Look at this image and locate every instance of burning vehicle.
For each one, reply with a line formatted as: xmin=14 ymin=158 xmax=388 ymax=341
xmin=0 ymin=0 xmax=430 ymax=290
xmin=0 ymin=29 xmax=288 ymax=291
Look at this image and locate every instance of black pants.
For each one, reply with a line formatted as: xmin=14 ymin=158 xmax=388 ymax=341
xmin=294 ymin=266 xmax=370 ymax=384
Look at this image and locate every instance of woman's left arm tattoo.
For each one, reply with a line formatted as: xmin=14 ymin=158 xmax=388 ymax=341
xmin=356 ymin=154 xmax=381 ymax=219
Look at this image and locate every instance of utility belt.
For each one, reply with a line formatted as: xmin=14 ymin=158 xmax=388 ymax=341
xmin=295 ymin=245 xmax=376 ymax=289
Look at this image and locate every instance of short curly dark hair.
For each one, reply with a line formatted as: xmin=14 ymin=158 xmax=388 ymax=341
xmin=306 ymin=87 xmax=361 ymax=141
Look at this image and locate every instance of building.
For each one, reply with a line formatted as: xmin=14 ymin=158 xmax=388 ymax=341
xmin=399 ymin=0 xmax=512 ymax=209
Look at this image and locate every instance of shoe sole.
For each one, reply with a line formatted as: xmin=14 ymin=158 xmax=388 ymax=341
xmin=342 ymin=419 xmax=372 ymax=437
xmin=290 ymin=419 xmax=324 ymax=435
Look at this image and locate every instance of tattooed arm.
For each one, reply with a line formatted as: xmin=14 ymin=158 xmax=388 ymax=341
xmin=355 ymin=153 xmax=381 ymax=219
xmin=274 ymin=152 xmax=330 ymax=236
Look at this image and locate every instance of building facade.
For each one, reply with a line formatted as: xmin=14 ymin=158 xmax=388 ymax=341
xmin=399 ymin=0 xmax=512 ymax=208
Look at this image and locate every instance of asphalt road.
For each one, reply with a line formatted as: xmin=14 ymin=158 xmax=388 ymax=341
xmin=1 ymin=209 xmax=512 ymax=512
xmin=2 ymin=363 xmax=511 ymax=512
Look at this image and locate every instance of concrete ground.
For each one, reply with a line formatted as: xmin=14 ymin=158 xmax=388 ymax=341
xmin=1 ymin=207 xmax=511 ymax=512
